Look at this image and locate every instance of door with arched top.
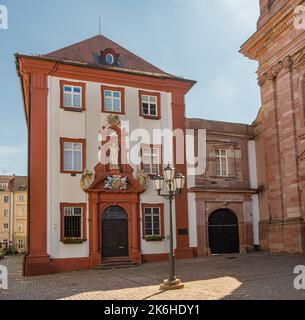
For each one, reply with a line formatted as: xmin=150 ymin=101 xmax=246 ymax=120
xmin=208 ymin=209 xmax=240 ymax=254
xmin=102 ymin=206 xmax=128 ymax=258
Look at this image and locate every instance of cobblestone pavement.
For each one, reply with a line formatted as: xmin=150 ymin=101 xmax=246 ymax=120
xmin=0 ymin=253 xmax=305 ymax=300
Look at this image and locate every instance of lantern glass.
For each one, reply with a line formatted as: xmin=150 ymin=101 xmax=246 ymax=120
xmin=174 ymin=172 xmax=186 ymax=191
xmin=152 ymin=176 xmax=164 ymax=191
xmin=164 ymin=164 xmax=175 ymax=181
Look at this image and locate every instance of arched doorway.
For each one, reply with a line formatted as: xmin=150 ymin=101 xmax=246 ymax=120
xmin=102 ymin=206 xmax=128 ymax=258
xmin=208 ymin=209 xmax=240 ymax=254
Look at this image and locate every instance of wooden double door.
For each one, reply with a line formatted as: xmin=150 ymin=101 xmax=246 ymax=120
xmin=208 ymin=209 xmax=240 ymax=254
xmin=102 ymin=206 xmax=128 ymax=258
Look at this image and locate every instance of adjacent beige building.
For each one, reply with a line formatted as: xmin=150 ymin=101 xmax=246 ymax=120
xmin=10 ymin=176 xmax=28 ymax=253
xmin=0 ymin=176 xmax=13 ymax=250
xmin=0 ymin=175 xmax=28 ymax=253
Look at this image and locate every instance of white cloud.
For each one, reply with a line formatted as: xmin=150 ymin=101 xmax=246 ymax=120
xmin=0 ymin=144 xmax=27 ymax=175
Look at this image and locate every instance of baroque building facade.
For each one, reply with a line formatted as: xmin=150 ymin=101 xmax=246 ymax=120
xmin=17 ymin=0 xmax=305 ymax=276
xmin=241 ymin=0 xmax=305 ymax=253
xmin=16 ymin=35 xmax=198 ymax=276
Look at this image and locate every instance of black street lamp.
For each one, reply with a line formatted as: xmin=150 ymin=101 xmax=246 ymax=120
xmin=152 ymin=164 xmax=186 ymax=290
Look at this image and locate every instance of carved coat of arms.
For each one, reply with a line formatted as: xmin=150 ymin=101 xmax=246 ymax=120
xmin=104 ymin=175 xmax=128 ymax=191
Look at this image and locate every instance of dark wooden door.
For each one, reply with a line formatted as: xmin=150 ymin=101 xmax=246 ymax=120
xmin=102 ymin=206 xmax=128 ymax=258
xmin=208 ymin=209 xmax=239 ymax=254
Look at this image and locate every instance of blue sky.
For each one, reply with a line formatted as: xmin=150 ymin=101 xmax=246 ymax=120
xmin=0 ymin=0 xmax=260 ymax=175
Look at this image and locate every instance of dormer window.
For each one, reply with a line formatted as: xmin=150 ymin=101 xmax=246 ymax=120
xmin=105 ymin=53 xmax=114 ymax=65
xmin=100 ymin=48 xmax=120 ymax=66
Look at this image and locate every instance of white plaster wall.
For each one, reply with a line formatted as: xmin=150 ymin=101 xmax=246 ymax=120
xmin=187 ymin=192 xmax=197 ymax=248
xmin=47 ymin=76 xmax=178 ymax=258
xmin=248 ymin=140 xmax=260 ymax=246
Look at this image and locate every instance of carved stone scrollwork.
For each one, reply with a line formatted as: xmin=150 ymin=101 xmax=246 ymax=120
xmin=258 ymin=73 xmax=268 ymax=87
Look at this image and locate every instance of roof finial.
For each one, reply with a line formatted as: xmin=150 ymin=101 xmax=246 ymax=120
xmin=99 ymin=16 xmax=101 ymax=35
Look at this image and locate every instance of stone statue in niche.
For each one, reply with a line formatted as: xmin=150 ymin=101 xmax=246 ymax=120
xmin=136 ymin=166 xmax=148 ymax=190
xmin=109 ymin=141 xmax=120 ymax=170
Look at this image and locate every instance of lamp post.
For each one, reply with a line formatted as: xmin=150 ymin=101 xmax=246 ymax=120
xmin=152 ymin=164 xmax=186 ymax=290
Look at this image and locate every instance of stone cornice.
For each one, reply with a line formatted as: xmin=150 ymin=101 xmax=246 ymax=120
xmin=240 ymin=0 xmax=304 ymax=60
xmin=256 ymin=46 xmax=305 ymax=87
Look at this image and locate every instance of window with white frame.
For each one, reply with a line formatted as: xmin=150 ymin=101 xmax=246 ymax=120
xmin=17 ymin=239 xmax=24 ymax=249
xmin=215 ymin=149 xmax=228 ymax=176
xmin=103 ymin=90 xmax=122 ymax=113
xmin=141 ymin=94 xmax=158 ymax=117
xmin=0 ymin=183 xmax=7 ymax=190
xmin=62 ymin=206 xmax=84 ymax=240
xmin=4 ymin=196 xmax=9 ymax=203
xmin=63 ymin=142 xmax=83 ymax=172
xmin=142 ymin=146 xmax=161 ymax=175
xmin=144 ymin=207 xmax=161 ymax=237
xmin=63 ymin=85 xmax=82 ymax=109
xmin=18 ymin=195 xmax=24 ymax=202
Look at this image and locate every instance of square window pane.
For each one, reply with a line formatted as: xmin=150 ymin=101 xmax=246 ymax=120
xmin=64 ymin=93 xmax=72 ymax=107
xmin=73 ymin=143 xmax=82 ymax=151
xmin=142 ymin=95 xmax=148 ymax=102
xmin=113 ymin=91 xmax=120 ymax=98
xmin=146 ymin=229 xmax=153 ymax=236
xmin=64 ymin=86 xmax=72 ymax=92
xmin=64 ymin=142 xmax=73 ymax=150
xmin=151 ymin=165 xmax=159 ymax=174
xmin=73 ymin=87 xmax=81 ymax=93
xmin=150 ymin=96 xmax=156 ymax=102
xmin=74 ymin=207 xmax=82 ymax=215
xmin=73 ymin=95 xmax=81 ymax=108
xmin=145 ymin=216 xmax=152 ymax=223
xmin=145 ymin=208 xmax=152 ymax=214
xmin=104 ymin=91 xmax=112 ymax=97
xmin=153 ymin=208 xmax=160 ymax=214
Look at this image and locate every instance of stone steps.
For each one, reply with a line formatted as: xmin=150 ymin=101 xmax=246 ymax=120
xmin=94 ymin=257 xmax=140 ymax=270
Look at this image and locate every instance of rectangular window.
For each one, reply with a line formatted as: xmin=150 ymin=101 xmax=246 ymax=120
xmin=141 ymin=145 xmax=161 ymax=175
xmin=60 ymin=203 xmax=86 ymax=242
xmin=139 ymin=91 xmax=160 ymax=119
xmin=215 ymin=149 xmax=228 ymax=176
xmin=0 ymin=183 xmax=7 ymax=190
xmin=60 ymin=80 xmax=86 ymax=111
xmin=18 ymin=195 xmax=24 ymax=202
xmin=4 ymin=196 xmax=9 ymax=203
xmin=4 ymin=224 xmax=8 ymax=230
xmin=4 ymin=209 xmax=8 ymax=216
xmin=60 ymin=138 xmax=86 ymax=174
xmin=17 ymin=239 xmax=24 ymax=249
xmin=142 ymin=204 xmax=164 ymax=239
xmin=102 ymin=86 xmax=125 ymax=114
